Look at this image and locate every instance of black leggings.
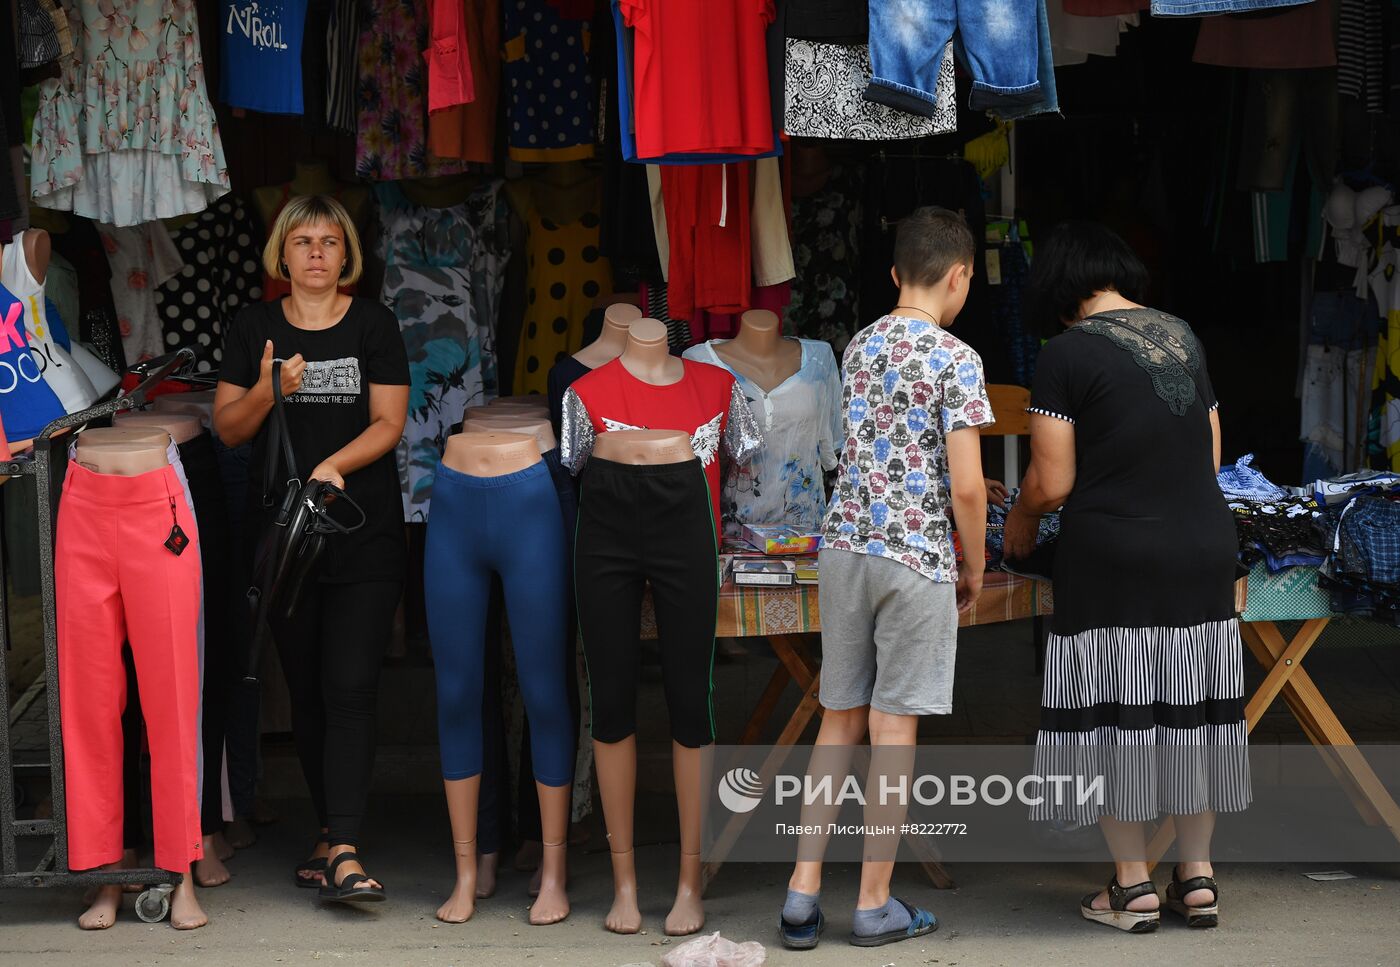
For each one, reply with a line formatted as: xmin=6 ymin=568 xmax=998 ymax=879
xmin=575 ymin=458 xmax=718 ymax=748
xmin=269 ymin=580 xmax=401 ymax=847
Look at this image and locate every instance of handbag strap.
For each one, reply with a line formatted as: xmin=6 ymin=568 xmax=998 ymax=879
xmin=261 ymin=359 xmax=301 ymax=504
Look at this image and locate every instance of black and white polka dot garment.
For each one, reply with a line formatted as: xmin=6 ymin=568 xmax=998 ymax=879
xmin=153 ymin=195 xmax=265 ymax=372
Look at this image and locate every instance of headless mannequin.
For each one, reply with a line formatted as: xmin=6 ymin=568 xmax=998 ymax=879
xmin=153 ymin=390 xmax=217 ymax=430
xmin=434 ymin=431 xmax=572 ymax=928
xmin=573 ymin=302 xmax=642 ymax=369
xmin=461 ymin=415 xmax=557 ymax=454
xmin=619 ymin=318 xmax=683 ymax=386
xmin=69 ymin=426 xmax=209 ymax=932
xmin=587 ymin=380 xmax=707 ymax=936
xmin=254 ymin=162 xmax=370 ymax=235
xmin=112 ymin=412 xmax=204 ymax=446
xmin=711 ymin=309 xmax=802 ymax=393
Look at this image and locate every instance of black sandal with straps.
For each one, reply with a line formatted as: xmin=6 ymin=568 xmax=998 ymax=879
xmin=1079 ymin=877 xmax=1160 ymax=933
xmin=1166 ymin=867 xmax=1219 ymax=928
xmin=294 ymin=834 xmax=330 ymax=889
xmin=318 ymin=851 xmax=386 ymax=904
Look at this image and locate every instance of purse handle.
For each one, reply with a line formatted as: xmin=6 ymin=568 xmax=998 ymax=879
xmin=261 ymin=358 xmax=302 ymax=505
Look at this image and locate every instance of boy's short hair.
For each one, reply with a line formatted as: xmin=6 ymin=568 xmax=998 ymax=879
xmin=892 ymin=207 xmax=977 ymax=288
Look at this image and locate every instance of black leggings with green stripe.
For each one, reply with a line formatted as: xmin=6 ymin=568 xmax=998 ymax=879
xmin=575 ymin=457 xmax=719 ymax=748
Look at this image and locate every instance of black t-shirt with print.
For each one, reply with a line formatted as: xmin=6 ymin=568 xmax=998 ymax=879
xmin=221 ymin=298 xmax=409 ymax=584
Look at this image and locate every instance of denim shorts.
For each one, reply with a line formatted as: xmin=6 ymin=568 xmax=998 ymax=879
xmin=1150 ymin=0 xmax=1310 ymax=15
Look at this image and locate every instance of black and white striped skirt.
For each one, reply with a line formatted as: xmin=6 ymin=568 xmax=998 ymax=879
xmin=1031 ymin=618 xmax=1252 ymax=825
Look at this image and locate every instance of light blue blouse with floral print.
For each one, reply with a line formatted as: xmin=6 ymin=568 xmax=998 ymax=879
xmin=683 ymin=338 xmax=843 ymax=537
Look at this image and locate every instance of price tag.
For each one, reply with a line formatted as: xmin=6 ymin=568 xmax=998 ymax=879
xmin=985 ymin=248 xmax=1002 ymax=286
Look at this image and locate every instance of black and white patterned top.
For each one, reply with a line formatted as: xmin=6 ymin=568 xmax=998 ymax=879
xmin=154 ymin=194 xmax=264 ymax=372
xmin=784 ymin=39 xmax=956 ymax=141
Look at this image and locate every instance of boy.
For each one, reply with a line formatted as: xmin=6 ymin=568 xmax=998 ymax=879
xmin=779 ymin=206 xmax=992 ymax=949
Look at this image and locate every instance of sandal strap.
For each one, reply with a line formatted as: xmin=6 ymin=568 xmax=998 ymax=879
xmin=325 ymin=850 xmax=359 ymax=876
xmin=1171 ymin=874 xmax=1218 ymax=903
xmin=891 ymin=896 xmax=937 ymax=932
xmin=1107 ymin=878 xmax=1157 ymax=911
xmin=336 ymin=872 xmax=371 ymax=891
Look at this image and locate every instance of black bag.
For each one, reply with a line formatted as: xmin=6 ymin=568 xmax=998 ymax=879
xmin=242 ymin=360 xmax=366 ymax=682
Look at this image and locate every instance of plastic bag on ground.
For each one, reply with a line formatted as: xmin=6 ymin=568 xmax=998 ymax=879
xmin=661 ymin=931 xmax=766 ymax=967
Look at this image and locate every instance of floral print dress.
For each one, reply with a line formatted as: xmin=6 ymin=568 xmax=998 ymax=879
xmin=30 ymin=0 xmax=230 ymax=228
xmin=683 ymin=339 xmax=843 ymax=537
xmin=377 ymin=180 xmax=509 ymax=521
xmin=787 ymin=164 xmax=863 ymax=350
xmin=355 ymin=0 xmax=466 ymax=181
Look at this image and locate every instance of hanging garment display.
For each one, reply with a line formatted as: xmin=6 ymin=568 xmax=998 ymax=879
xmin=620 ymin=0 xmax=775 ymax=159
xmin=1047 ymin=2 xmax=1136 ymax=66
xmin=785 ymin=40 xmax=956 ymax=140
xmin=56 ymin=460 xmax=204 ymax=874
xmin=1338 ymin=0 xmax=1384 ymax=114
xmin=511 ymin=175 xmax=612 ymax=396
xmin=503 ymin=0 xmax=595 ymax=162
xmin=1193 ymin=1 xmax=1336 ymax=69
xmin=662 ymin=164 xmax=752 ymax=322
xmin=425 ymin=0 xmax=476 ymax=114
xmin=787 ymin=163 xmax=863 ymax=347
xmin=428 ymin=0 xmax=500 ymax=164
xmin=30 ymin=0 xmax=231 ymax=228
xmin=354 ymin=0 xmax=467 ymax=181
xmin=98 ymin=222 xmax=186 ymax=365
xmin=989 ymin=0 xmax=1060 ymax=122
xmin=153 ymin=195 xmax=265 ymax=373
xmin=682 ymin=338 xmax=842 ymax=536
xmin=325 ymin=0 xmax=360 ymax=133
xmin=0 ymin=283 xmax=67 ymax=442
xmin=378 ymin=181 xmax=510 ymax=521
xmin=18 ymin=0 xmax=62 ymax=68
xmin=1154 ymin=0 xmax=1309 ymax=14
xmin=219 ymin=0 xmax=310 ymax=114
xmin=865 ymin=0 xmax=1040 ymax=116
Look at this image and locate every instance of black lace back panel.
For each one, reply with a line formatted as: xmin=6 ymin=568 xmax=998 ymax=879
xmin=1074 ymin=310 xmax=1204 ymax=416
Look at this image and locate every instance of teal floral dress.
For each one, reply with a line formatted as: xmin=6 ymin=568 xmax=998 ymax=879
xmin=683 ymin=339 xmax=843 ymax=537
xmin=786 ymin=164 xmax=863 ymax=351
xmin=376 ymin=180 xmax=510 ymax=521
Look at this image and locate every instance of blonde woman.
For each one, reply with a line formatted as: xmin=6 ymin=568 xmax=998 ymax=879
xmin=215 ymin=195 xmax=409 ymax=904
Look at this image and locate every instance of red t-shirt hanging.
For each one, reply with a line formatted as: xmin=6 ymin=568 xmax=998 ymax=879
xmin=559 ymin=357 xmax=762 ymax=530
xmin=620 ymin=0 xmax=776 ymax=158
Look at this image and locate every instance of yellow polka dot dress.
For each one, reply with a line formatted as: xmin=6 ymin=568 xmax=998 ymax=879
xmin=513 ymin=180 xmax=611 ymax=396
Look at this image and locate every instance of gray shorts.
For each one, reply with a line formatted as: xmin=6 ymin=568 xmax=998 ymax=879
xmin=817 ymin=548 xmax=959 ymax=716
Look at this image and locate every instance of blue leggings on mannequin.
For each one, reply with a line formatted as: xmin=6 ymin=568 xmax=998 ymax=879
xmin=425 ymin=461 xmax=574 ymax=788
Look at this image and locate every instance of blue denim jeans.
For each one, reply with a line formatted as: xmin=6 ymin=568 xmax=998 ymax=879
xmin=982 ymin=0 xmax=1057 ymax=121
xmin=1151 ymin=0 xmax=1309 ymax=14
xmin=865 ymin=0 xmax=1041 ymax=117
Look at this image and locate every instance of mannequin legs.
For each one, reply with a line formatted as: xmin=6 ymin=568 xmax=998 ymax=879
xmin=437 ymin=774 xmax=571 ymax=925
xmin=593 ymin=737 xmax=709 ymax=936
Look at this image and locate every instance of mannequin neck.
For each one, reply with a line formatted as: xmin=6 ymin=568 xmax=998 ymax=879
xmin=597 ymin=316 xmax=632 ymax=355
xmin=620 ymin=332 xmax=682 ymax=386
xmin=731 ymin=313 xmax=782 ymax=355
xmin=291 ymin=162 xmax=336 ymax=196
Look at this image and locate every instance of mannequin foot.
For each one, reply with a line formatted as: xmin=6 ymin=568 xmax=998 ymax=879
xmin=210 ymin=831 xmax=235 ymax=862
xmin=436 ymin=879 xmax=477 ymax=924
xmin=226 ymin=817 xmax=257 ymax=850
xmin=665 ymin=885 xmax=705 ymax=936
xmin=514 ymin=839 xmax=542 ymax=872
xmin=192 ymin=852 xmax=231 ymax=888
xmin=528 ymin=865 xmax=542 ymax=898
xmin=78 ymin=885 xmax=122 ymax=930
xmin=170 ymin=877 xmax=208 ymax=930
xmin=475 ymin=851 xmax=498 ymax=899
xmin=529 ymin=842 xmax=569 ymax=925
xmin=605 ymin=888 xmax=642 ymax=935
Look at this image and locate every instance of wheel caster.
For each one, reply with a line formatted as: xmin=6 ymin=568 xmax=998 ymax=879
xmin=135 ymin=884 xmax=174 ymax=923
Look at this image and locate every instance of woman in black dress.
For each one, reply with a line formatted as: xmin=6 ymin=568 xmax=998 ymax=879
xmin=1005 ymin=222 xmax=1246 ymax=933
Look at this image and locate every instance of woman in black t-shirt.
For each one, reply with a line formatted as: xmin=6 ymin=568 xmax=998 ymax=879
xmin=215 ymin=195 xmax=409 ymax=904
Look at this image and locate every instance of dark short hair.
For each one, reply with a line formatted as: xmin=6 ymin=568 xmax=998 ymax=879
xmin=1026 ymin=220 xmax=1149 ymax=335
xmin=893 ymin=207 xmax=977 ymax=288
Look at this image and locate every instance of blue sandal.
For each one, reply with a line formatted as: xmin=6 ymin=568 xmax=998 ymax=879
xmin=848 ymin=897 xmax=938 ymax=947
xmin=779 ymin=908 xmax=825 ymax=950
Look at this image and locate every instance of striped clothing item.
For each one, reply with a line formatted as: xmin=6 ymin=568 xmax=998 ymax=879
xmin=325 ymin=0 xmax=360 ymax=134
xmin=1338 ymin=0 xmax=1384 ymax=114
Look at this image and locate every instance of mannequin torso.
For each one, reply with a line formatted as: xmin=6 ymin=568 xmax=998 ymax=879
xmin=593 ymin=429 xmax=695 ymax=466
xmin=0 ymin=228 xmax=51 ymax=284
xmin=153 ymin=390 xmax=217 ymax=430
xmin=114 ymin=411 xmax=205 ymax=446
xmin=619 ymin=318 xmax=683 ymax=385
xmin=573 ymin=302 xmax=642 ymax=369
xmin=442 ymin=431 xmax=541 ymax=478
xmin=491 ymin=396 xmax=550 ymax=410
xmin=462 ymin=415 xmax=557 ymax=454
xmin=710 ymin=310 xmax=801 ymax=393
xmin=73 ymin=426 xmax=172 ymax=476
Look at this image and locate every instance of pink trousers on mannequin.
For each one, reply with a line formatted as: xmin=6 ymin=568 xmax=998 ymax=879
xmin=56 ymin=461 xmax=203 ymax=872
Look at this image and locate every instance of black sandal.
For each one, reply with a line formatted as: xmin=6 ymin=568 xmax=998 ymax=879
xmin=1079 ymin=877 xmax=1160 ymax=933
xmin=318 ymin=850 xmax=386 ymax=904
xmin=1166 ymin=866 xmax=1219 ymax=928
xmin=294 ymin=834 xmax=329 ymax=889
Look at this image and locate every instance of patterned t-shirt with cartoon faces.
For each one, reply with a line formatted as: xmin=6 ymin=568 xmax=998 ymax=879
xmin=820 ymin=315 xmax=994 ymax=583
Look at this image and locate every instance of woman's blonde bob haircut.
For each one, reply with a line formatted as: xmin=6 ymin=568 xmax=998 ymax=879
xmin=261 ymin=194 xmax=364 ymax=287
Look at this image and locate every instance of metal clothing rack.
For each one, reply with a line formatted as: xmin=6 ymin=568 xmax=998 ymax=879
xmin=0 ymin=348 xmax=197 ymax=923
